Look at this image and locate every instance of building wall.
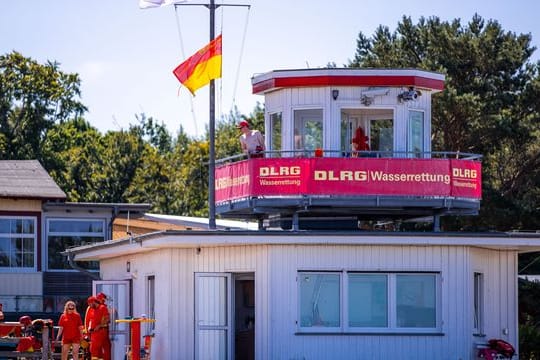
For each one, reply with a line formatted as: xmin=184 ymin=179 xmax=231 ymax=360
xmin=98 ymin=243 xmax=517 ymax=360
xmin=0 ymin=199 xmax=41 ymax=212
xmin=470 ymin=247 xmax=518 ymax=354
xmin=0 ymin=273 xmax=43 ymax=312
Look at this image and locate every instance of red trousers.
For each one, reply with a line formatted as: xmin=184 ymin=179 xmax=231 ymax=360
xmin=103 ymin=329 xmax=111 ymax=360
xmin=90 ymin=329 xmax=107 ymax=359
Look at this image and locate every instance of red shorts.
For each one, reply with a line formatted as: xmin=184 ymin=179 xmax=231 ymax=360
xmin=62 ymin=336 xmax=81 ymax=345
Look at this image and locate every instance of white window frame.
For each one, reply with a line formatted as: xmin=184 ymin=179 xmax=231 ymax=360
xmin=298 ymin=271 xmax=442 ymax=334
xmin=46 ymin=218 xmax=106 ymax=271
xmin=268 ymin=111 xmax=282 ymax=154
xmin=0 ymin=216 xmax=37 ymax=272
xmin=146 ymin=274 xmax=156 ymax=333
xmin=408 ymin=110 xmax=425 ymax=158
xmin=293 ymin=108 xmax=324 ymax=152
xmin=473 ymin=272 xmax=484 ymax=335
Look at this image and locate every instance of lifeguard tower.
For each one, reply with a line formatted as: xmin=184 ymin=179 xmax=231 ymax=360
xmin=215 ymin=68 xmax=481 ymax=230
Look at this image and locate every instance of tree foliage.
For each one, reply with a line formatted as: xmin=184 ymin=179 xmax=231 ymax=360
xmin=350 ymin=14 xmax=540 ymax=230
xmin=0 ymin=51 xmax=87 ymax=160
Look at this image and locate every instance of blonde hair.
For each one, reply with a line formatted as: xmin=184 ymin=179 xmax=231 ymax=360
xmin=63 ymin=301 xmax=79 ymax=314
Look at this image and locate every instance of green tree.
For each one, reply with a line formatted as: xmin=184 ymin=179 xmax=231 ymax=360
xmin=0 ymin=51 xmax=87 ymax=160
xmin=350 ymin=14 xmax=540 ymax=231
xmin=41 ymin=118 xmax=104 ymax=201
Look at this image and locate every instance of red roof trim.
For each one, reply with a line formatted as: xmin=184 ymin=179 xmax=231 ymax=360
xmin=252 ymin=75 xmax=444 ymax=94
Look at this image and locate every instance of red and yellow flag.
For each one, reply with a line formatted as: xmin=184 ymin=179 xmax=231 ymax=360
xmin=173 ymin=34 xmax=222 ymax=95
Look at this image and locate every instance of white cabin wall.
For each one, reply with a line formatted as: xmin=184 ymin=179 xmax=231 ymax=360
xmin=100 ymin=250 xmax=173 ymax=360
xmin=97 ymin=242 xmax=519 ymax=360
xmin=470 ymin=248 xmax=518 ymax=353
xmin=116 ymin=245 xmax=270 ymax=360
xmin=262 ymin=87 xmax=434 ymax=154
xmin=267 ymin=244 xmax=471 ymax=360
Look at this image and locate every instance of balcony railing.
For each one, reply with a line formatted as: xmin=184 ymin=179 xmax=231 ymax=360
xmin=214 ymin=150 xmax=482 ymax=220
xmin=216 ymin=150 xmax=482 ymax=165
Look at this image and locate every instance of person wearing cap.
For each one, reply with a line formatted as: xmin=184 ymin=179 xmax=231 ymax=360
xmin=237 ymin=120 xmax=265 ymax=158
xmin=84 ymin=296 xmax=97 ymax=334
xmin=96 ymin=293 xmax=111 ymax=360
xmin=87 ymin=296 xmax=106 ymax=360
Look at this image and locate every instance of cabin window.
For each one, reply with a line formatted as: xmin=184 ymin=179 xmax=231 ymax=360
xmin=473 ymin=272 xmax=484 ymax=335
xmin=299 ymin=273 xmax=340 ymax=329
xmin=408 ymin=110 xmax=424 ymax=157
xmin=47 ymin=219 xmax=105 ymax=270
xmin=396 ymin=274 xmax=436 ymax=328
xmin=348 ymin=274 xmax=388 ymax=327
xmin=370 ymin=119 xmax=393 ymax=154
xmin=0 ymin=217 xmax=36 ymax=269
xmin=298 ymin=271 xmax=440 ymax=333
xmin=269 ymin=112 xmax=282 ymax=155
xmin=294 ymin=109 xmax=323 ymax=153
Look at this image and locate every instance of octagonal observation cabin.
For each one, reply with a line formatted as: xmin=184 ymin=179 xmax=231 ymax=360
xmin=215 ymin=68 xmax=482 ymax=230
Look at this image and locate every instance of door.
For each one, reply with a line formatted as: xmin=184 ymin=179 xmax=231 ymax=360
xmin=93 ymin=280 xmax=131 ymax=360
xmin=195 ymin=273 xmax=232 ymax=360
xmin=234 ymin=274 xmax=255 ymax=360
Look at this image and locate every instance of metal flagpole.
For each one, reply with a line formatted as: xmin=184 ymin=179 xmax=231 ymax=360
xmin=208 ymin=0 xmax=217 ymax=229
xmin=175 ymin=1 xmax=249 ymax=230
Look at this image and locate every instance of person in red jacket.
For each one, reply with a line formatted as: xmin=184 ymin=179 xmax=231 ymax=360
xmin=351 ymin=126 xmax=370 ymax=157
xmin=56 ymin=300 xmax=83 ymax=360
xmin=88 ymin=296 xmax=107 ymax=360
xmin=96 ymin=292 xmax=111 ymax=360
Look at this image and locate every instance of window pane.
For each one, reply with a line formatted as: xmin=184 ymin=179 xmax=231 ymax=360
xmin=396 ymin=274 xmax=436 ymax=328
xmin=408 ymin=111 xmax=424 ymax=157
xmin=474 ymin=273 xmax=483 ymax=332
xmin=197 ymin=277 xmax=227 ymax=326
xmin=348 ymin=274 xmax=387 ymax=327
xmin=49 ymin=220 xmax=104 ymax=233
xmin=294 ymin=109 xmax=323 ymax=152
xmin=0 ymin=219 xmax=9 ymax=233
xmin=48 ymin=235 xmax=103 ymax=270
xmin=370 ymin=119 xmax=393 ymax=153
xmin=0 ymin=218 xmax=36 ymax=269
xmin=0 ymin=237 xmax=9 ymax=266
xmin=299 ymin=273 xmax=340 ymax=327
xmin=270 ymin=112 xmax=282 ymax=154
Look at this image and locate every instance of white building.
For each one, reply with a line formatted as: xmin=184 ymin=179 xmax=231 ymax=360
xmin=66 ymin=69 xmax=540 ymax=359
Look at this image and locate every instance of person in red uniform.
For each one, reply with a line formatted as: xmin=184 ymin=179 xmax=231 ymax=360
xmin=351 ymin=126 xmax=370 ymax=157
xmin=84 ymin=296 xmax=97 ymax=335
xmin=96 ymin=292 xmax=111 ymax=360
xmin=88 ymin=296 xmax=107 ymax=360
xmin=56 ymin=300 xmax=83 ymax=360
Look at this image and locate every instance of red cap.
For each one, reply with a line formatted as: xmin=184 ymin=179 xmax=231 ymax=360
xmin=236 ymin=120 xmax=249 ymax=129
xmin=96 ymin=292 xmax=107 ymax=301
xmin=87 ymin=296 xmax=98 ymax=304
xmin=19 ymin=315 xmax=32 ymax=325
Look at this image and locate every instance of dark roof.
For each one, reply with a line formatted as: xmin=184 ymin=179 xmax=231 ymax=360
xmin=0 ymin=160 xmax=66 ymax=200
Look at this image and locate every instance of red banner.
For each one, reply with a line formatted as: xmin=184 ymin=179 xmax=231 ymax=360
xmin=215 ymin=158 xmax=481 ymax=203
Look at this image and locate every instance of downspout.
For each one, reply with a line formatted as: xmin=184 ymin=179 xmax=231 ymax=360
xmin=110 ymin=205 xmax=119 ymax=241
xmin=67 ymin=252 xmax=100 ymax=280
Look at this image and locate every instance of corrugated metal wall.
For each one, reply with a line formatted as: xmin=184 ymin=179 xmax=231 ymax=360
xmin=100 ymin=243 xmax=517 ymax=360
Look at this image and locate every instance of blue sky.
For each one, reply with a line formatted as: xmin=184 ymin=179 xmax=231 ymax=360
xmin=2 ymin=0 xmax=539 ymax=138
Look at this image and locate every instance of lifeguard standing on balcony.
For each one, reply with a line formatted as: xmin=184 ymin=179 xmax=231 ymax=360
xmin=237 ymin=120 xmax=265 ymax=158
xmin=351 ymin=126 xmax=369 ymax=157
